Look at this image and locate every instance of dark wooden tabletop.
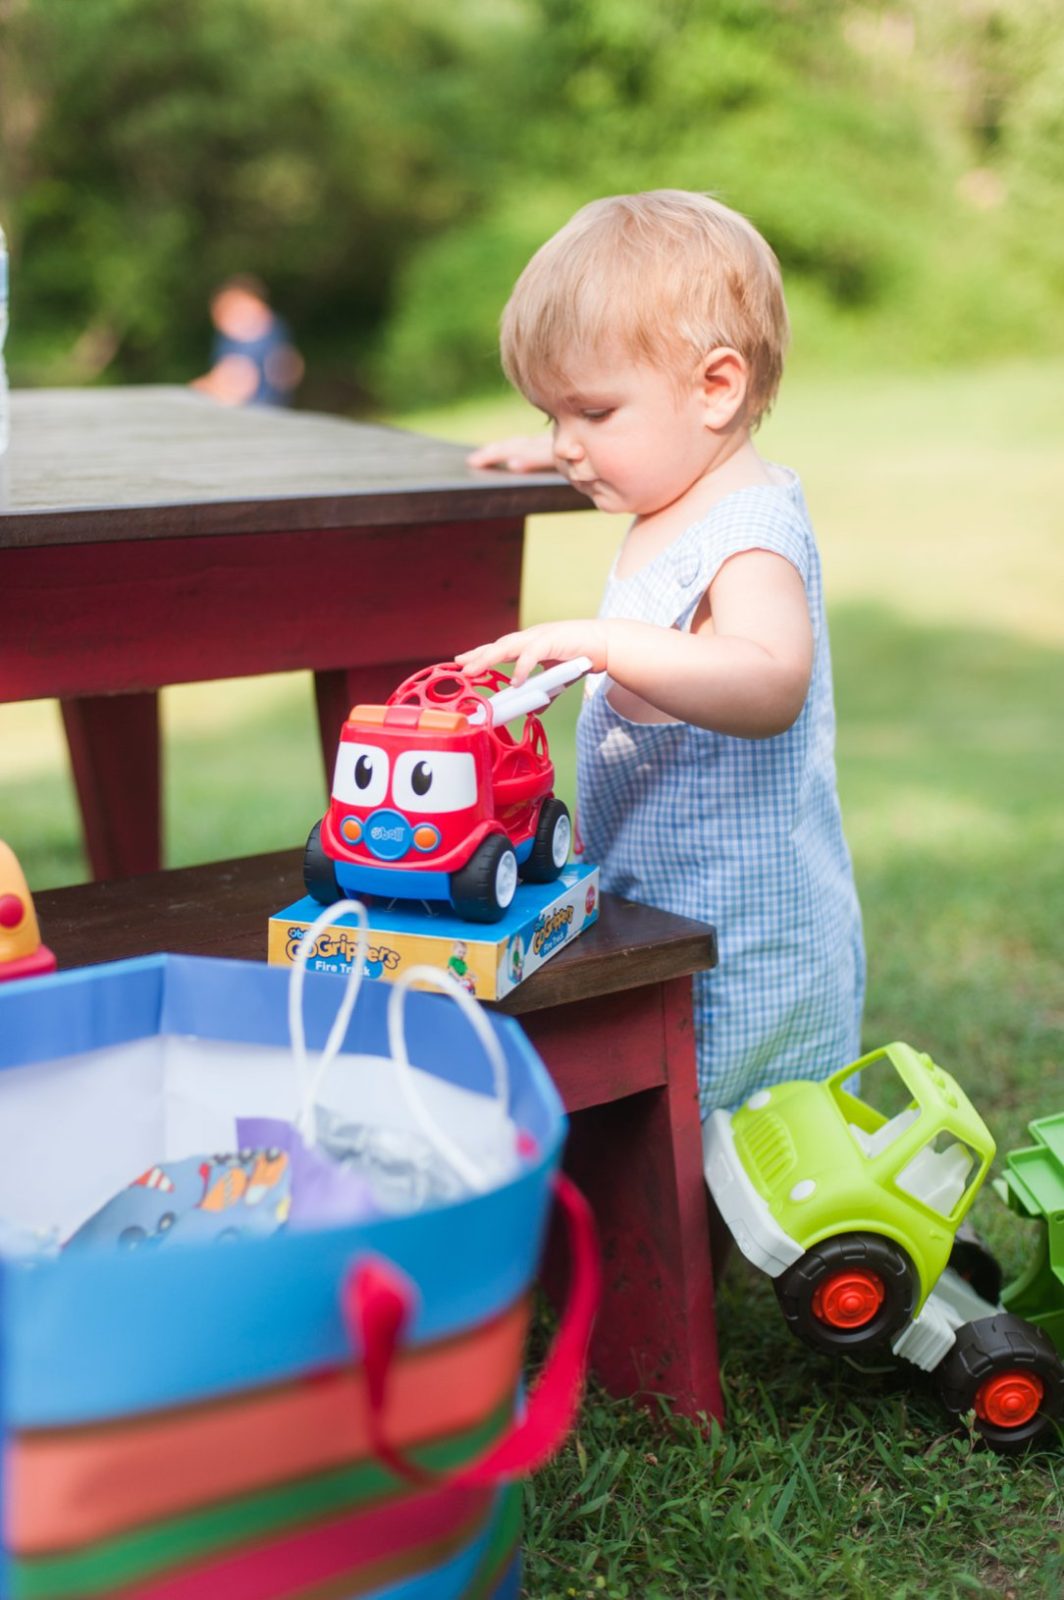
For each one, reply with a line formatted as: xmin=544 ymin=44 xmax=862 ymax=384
xmin=0 ymin=387 xmax=587 ymax=549
xmin=33 ymin=850 xmax=717 ymax=1016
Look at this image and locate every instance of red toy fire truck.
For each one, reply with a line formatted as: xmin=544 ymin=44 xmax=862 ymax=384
xmin=303 ymin=660 xmax=588 ymax=923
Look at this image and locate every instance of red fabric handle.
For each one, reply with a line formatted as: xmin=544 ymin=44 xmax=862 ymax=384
xmin=342 ymin=1172 xmax=601 ymax=1484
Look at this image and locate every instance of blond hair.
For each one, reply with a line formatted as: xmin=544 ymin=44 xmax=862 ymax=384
xmin=501 ymin=190 xmax=789 ymax=426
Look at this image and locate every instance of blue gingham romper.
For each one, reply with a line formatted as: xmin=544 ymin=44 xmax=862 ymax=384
xmin=576 ymin=468 xmax=865 ymax=1115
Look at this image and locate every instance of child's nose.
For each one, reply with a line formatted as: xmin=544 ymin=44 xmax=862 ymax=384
xmin=553 ymin=423 xmax=584 ymax=463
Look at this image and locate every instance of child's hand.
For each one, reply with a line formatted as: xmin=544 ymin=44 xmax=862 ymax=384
xmin=456 ymin=622 xmax=609 ymax=685
xmin=466 ymin=435 xmax=556 ymax=473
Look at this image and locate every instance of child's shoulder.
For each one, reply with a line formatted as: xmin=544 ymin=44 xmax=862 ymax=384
xmin=681 ymin=464 xmax=816 ymax=582
xmin=687 ymin=462 xmax=806 ymax=529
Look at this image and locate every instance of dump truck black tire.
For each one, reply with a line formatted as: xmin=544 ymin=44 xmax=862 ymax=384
xmin=937 ymin=1313 xmax=1064 ymax=1454
xmin=775 ymin=1232 xmax=918 ymax=1355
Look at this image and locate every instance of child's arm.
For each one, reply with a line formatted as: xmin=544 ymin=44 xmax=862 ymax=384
xmin=456 ymin=550 xmax=813 ymax=739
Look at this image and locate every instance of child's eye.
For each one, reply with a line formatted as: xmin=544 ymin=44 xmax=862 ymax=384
xmin=582 ymin=409 xmax=614 ymax=422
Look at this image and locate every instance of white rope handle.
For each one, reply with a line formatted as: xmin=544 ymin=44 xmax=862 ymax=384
xmin=289 ymin=899 xmax=370 ymax=1142
xmin=386 ymin=965 xmax=512 ymax=1193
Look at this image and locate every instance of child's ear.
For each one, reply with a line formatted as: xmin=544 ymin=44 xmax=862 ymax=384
xmin=696 ymin=347 xmax=749 ymax=430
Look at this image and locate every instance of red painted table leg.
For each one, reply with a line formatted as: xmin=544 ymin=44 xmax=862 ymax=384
xmin=524 ymin=977 xmax=721 ymax=1422
xmin=60 ymin=693 xmax=161 ymax=881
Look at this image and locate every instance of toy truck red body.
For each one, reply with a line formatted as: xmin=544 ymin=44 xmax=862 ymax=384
xmin=304 ymin=664 xmax=572 ymax=922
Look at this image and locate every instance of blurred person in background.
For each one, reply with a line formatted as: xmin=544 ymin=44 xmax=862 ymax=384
xmin=191 ymin=274 xmax=303 ymax=407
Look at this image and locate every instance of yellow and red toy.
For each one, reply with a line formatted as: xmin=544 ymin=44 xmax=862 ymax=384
xmin=0 ymin=840 xmax=56 ymax=983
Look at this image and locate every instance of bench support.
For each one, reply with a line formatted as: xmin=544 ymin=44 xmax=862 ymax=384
xmin=528 ymin=977 xmax=721 ymax=1422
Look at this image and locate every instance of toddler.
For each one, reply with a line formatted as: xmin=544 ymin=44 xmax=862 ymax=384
xmin=459 ymin=190 xmax=864 ymax=1114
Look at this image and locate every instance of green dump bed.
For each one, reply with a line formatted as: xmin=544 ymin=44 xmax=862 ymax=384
xmin=1002 ymin=1113 xmax=1064 ymax=1221
xmin=999 ymin=1113 xmax=1064 ymax=1354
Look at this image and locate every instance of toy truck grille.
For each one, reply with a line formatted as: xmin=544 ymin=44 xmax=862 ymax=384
xmin=735 ymin=1111 xmax=796 ymax=1192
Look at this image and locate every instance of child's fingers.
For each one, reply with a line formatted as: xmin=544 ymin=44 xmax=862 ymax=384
xmin=454 ymin=650 xmax=497 ymax=676
xmin=512 ymin=635 xmax=557 ymax=685
xmin=455 ymin=634 xmax=525 ymax=675
xmin=456 ymin=631 xmax=554 ymax=684
xmin=466 ymin=435 xmax=555 ymax=473
xmin=505 ymin=448 xmax=555 ymax=472
xmin=513 ymin=650 xmax=542 ymax=685
xmin=466 ymin=444 xmax=506 ymax=469
xmin=456 ymin=623 xmax=588 ymax=683
xmin=465 ymin=436 xmax=541 ymax=471
xmin=454 ymin=639 xmax=512 ymax=667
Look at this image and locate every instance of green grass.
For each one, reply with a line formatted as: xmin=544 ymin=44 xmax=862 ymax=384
xmin=523 ymin=1301 xmax=1063 ymax=1598
xmin=2 ymin=362 xmax=1062 ymax=1595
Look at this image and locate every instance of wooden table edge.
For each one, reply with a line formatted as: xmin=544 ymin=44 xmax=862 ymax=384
xmin=0 ymin=480 xmax=589 ymax=550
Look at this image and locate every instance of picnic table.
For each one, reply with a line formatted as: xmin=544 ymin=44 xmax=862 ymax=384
xmin=7 ymin=384 xmax=724 ymax=1422
xmin=0 ymin=387 xmax=584 ymax=880
xmin=35 ymin=853 xmax=723 ymax=1421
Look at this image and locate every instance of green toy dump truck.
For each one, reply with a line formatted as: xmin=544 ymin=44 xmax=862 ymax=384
xmin=704 ymin=1045 xmax=1064 ymax=1453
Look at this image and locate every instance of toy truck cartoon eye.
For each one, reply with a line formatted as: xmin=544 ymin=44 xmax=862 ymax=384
xmin=303 ymin=661 xmax=584 ymax=923
xmin=332 ymin=742 xmax=479 ymax=820
xmin=334 ymin=743 xmax=390 ymax=808
xmin=392 ymin=750 xmax=478 ymax=812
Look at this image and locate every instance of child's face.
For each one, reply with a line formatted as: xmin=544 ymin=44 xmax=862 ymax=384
xmin=530 ymin=353 xmax=717 ymax=517
xmin=211 ymin=287 xmax=272 ymax=340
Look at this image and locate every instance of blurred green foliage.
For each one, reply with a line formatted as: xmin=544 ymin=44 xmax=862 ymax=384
xmin=1 ymin=0 xmax=1062 ymax=411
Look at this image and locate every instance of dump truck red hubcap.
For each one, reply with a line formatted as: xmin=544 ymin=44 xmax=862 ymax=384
xmin=975 ymin=1371 xmax=1044 ymax=1428
xmin=811 ymin=1270 xmax=885 ymax=1329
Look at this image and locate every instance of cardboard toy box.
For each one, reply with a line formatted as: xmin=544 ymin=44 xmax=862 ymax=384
xmin=268 ymin=863 xmax=599 ymax=1000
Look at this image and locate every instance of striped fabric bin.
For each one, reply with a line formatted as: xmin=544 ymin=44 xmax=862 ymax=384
xmin=0 ymin=956 xmax=599 ymax=1600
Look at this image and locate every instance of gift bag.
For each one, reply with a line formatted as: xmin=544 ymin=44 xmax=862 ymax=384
xmin=0 ymin=910 xmax=599 ymax=1600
